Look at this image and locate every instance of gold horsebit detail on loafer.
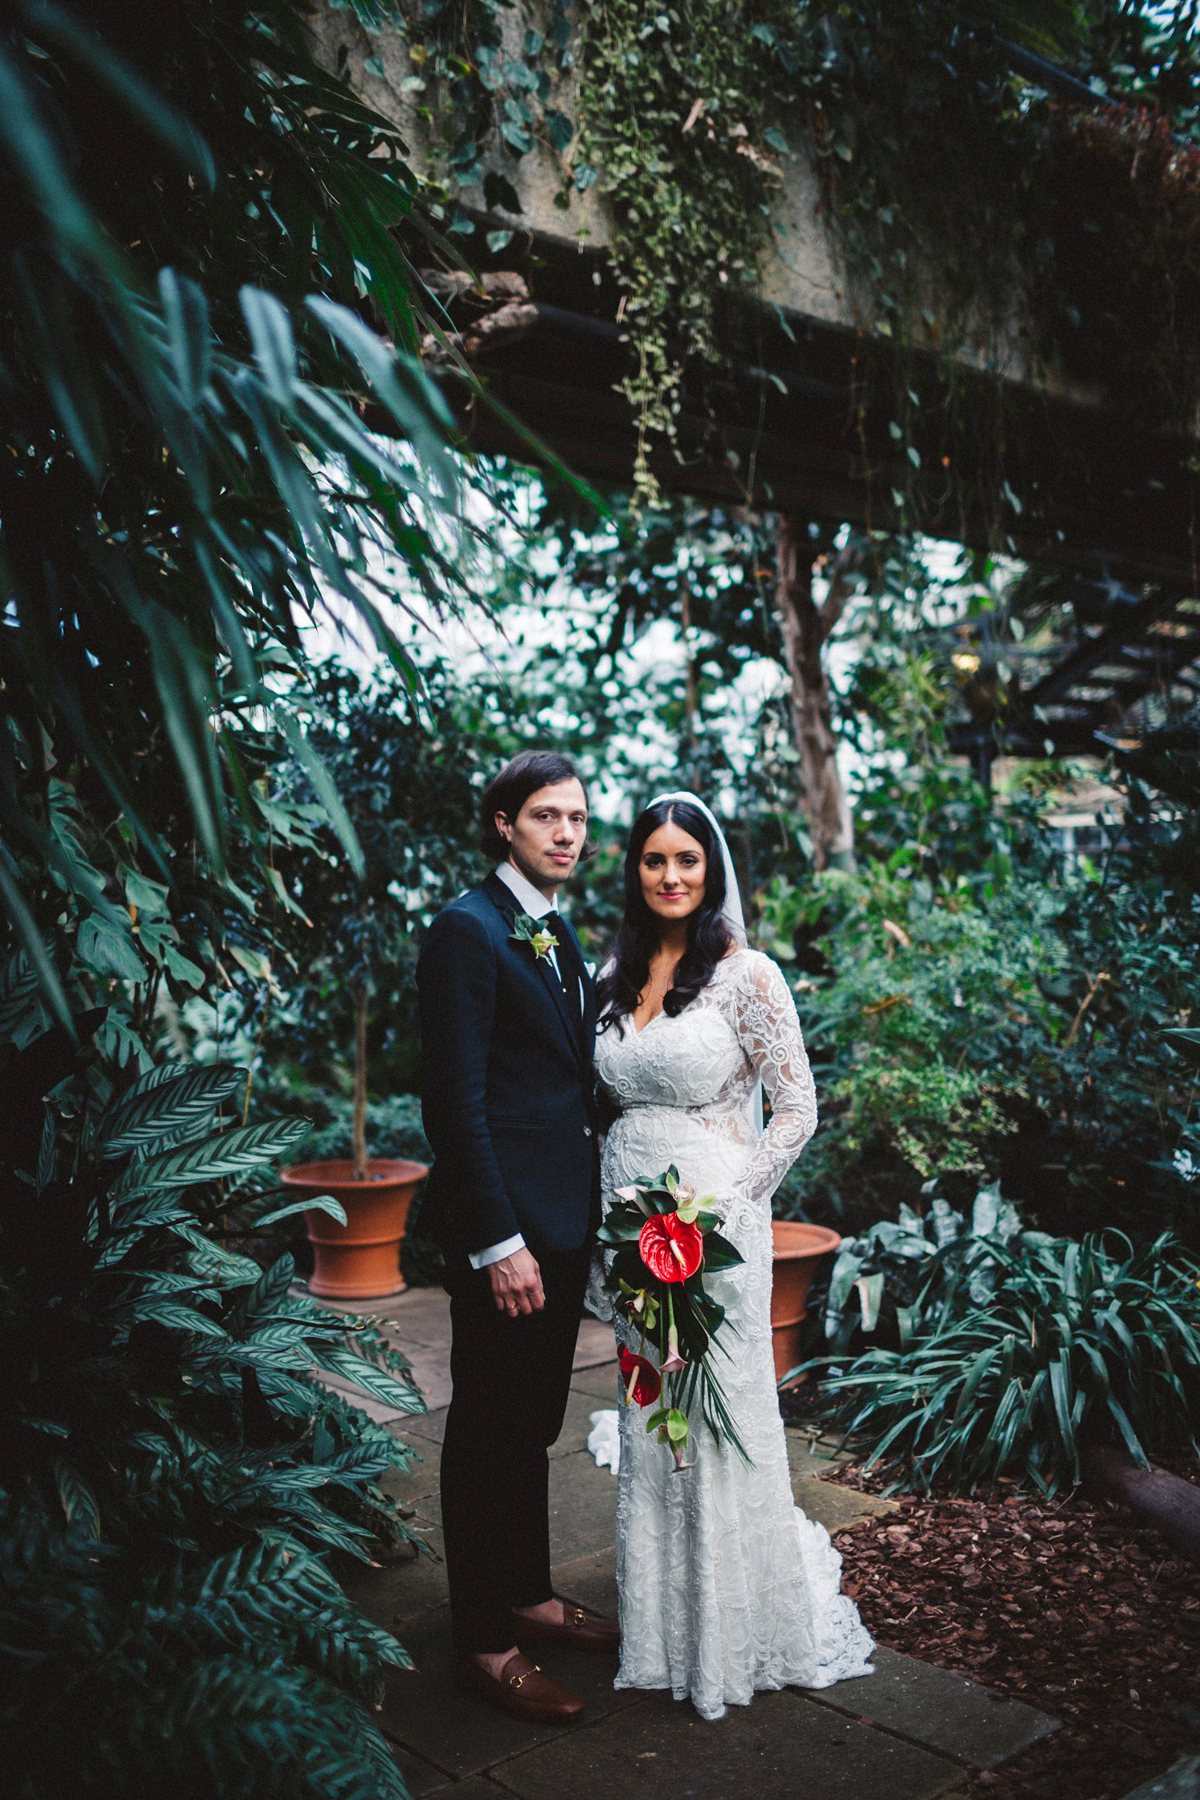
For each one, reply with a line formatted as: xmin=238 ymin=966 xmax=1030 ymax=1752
xmin=570 ymin=1610 xmax=587 ymax=1628
xmin=508 ymin=1664 xmax=542 ymax=1689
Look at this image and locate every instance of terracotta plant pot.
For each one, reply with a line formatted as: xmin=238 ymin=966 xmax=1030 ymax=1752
xmin=280 ymin=1158 xmax=429 ymax=1300
xmin=770 ymin=1221 xmax=842 ymax=1388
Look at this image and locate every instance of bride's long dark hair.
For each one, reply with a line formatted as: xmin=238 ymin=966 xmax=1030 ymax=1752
xmin=597 ymin=799 xmax=734 ymax=1036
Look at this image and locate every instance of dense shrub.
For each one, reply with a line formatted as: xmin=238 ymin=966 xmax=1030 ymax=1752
xmin=816 ymin=1228 xmax=1200 ymax=1497
xmin=1 ymin=1027 xmax=426 ymax=1798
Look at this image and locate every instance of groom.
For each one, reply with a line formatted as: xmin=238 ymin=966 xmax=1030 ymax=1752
xmin=417 ymin=750 xmax=616 ymax=1721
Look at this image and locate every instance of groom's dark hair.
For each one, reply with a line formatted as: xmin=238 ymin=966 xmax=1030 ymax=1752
xmin=480 ymin=751 xmax=590 ymax=860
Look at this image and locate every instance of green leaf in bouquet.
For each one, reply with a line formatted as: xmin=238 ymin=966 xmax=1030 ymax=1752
xmin=689 ymin=1291 xmax=726 ymax=1335
xmin=698 ymin=1233 xmax=744 ymax=1272
xmin=671 ymin=1298 xmax=712 ymax=1363
xmin=610 ymin=1241 xmax=651 ymax=1287
xmin=665 ymin=1409 xmax=689 ymax=1444
xmin=597 ymin=1207 xmax=646 ymax=1244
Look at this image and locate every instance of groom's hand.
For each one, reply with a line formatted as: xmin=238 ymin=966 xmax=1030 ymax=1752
xmin=489 ymin=1247 xmax=545 ymax=1316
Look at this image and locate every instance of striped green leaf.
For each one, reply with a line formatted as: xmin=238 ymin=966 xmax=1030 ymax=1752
xmin=100 ymin=1063 xmax=244 ymax=1158
xmin=110 ymin=1117 xmax=312 ymax=1197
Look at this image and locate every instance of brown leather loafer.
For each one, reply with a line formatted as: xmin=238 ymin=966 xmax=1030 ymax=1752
xmin=457 ymin=1651 xmax=584 ymax=1722
xmin=513 ymin=1603 xmax=620 ymax=1653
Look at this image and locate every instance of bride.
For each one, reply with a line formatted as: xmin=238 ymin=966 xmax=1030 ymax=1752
xmin=592 ymin=791 xmax=875 ymax=1721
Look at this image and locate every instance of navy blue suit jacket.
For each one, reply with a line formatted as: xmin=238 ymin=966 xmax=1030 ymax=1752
xmin=416 ymin=872 xmax=600 ymax=1259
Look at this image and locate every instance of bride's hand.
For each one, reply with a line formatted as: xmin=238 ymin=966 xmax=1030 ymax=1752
xmin=488 ymin=1247 xmax=545 ymax=1316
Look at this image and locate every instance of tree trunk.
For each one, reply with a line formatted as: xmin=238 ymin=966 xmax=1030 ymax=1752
xmin=773 ymin=514 xmax=856 ymax=872
xmin=1081 ymin=1442 xmax=1200 ymax=1562
xmin=352 ymin=991 xmax=369 ymax=1182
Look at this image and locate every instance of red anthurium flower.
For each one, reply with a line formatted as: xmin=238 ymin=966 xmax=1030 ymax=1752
xmin=619 ymin=1346 xmax=662 ymax=1408
xmin=638 ymin=1212 xmax=703 ymax=1284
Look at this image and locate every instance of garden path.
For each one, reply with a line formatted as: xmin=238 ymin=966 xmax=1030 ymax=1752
xmin=318 ymin=1286 xmax=1061 ymax=1800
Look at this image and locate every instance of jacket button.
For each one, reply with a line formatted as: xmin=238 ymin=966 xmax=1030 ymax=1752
xmin=584 ymin=1126 xmax=593 ymax=1138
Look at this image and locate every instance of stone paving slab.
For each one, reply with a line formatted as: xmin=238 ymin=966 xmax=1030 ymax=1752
xmin=332 ymin=1291 xmax=1062 ymax=1797
xmin=786 ymin=1433 xmax=853 ymax=1479
xmin=1119 ymin=1755 xmax=1200 ymax=1800
xmin=376 ymin=1603 xmax=638 ymax=1782
xmin=381 ymin=1435 xmax=441 ymax=1504
xmin=489 ymin=1687 xmax=968 ymax=1800
xmin=570 ymin=1362 xmax=622 ymax=1403
xmin=801 ymin=1646 xmax=1060 ymax=1771
xmin=552 ymin=1546 xmax=619 ymax=1619
xmin=398 ymin=1343 xmax=453 ymax=1411
xmin=546 ymin=1449 xmax=620 ymax=1564
xmin=795 ymin=1477 xmax=902 ymax=1534
xmin=401 ymin=1404 xmax=448 ymax=1447
xmin=575 ymin=1315 xmax=618 ymax=1369
xmin=390 ymin=1741 xmax=457 ymax=1797
xmin=549 ymin=1388 xmax=613 ymax=1461
xmin=355 ymin=1446 xmax=619 ymax=1629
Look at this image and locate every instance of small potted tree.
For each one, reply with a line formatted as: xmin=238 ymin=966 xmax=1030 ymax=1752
xmin=275 ymin=666 xmax=485 ymax=1298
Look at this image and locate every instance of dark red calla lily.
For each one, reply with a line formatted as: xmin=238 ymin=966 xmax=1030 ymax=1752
xmin=619 ymin=1345 xmax=662 ymax=1408
xmin=638 ymin=1212 xmax=703 ymax=1284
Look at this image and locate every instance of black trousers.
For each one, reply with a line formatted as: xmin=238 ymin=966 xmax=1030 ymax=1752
xmin=440 ymin=1244 xmax=591 ymax=1655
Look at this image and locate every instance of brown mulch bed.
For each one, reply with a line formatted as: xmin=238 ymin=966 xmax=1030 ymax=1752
xmin=824 ymin=1455 xmax=1200 ymax=1800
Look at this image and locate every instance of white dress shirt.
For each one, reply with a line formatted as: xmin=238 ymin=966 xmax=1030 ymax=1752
xmin=468 ymin=862 xmax=573 ymax=1270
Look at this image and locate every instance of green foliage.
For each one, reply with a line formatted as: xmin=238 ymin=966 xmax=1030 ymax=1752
xmin=0 ymin=0 xmax=472 ymax=1035
xmin=754 ymin=714 xmax=1200 ymax=1242
xmin=816 ymin=1228 xmax=1200 ymax=1496
xmin=374 ymin=0 xmax=1200 ymax=507
xmin=1 ymin=1025 xmax=426 ymax=1796
xmin=1044 ymin=104 xmax=1200 ymax=423
xmin=248 ymin=660 xmax=502 ymax=1098
xmin=761 ymin=857 xmax=1064 ymax=1205
xmin=822 ymin=1179 xmax=1024 ymax=1356
xmin=4 ymin=1501 xmax=411 ymax=1798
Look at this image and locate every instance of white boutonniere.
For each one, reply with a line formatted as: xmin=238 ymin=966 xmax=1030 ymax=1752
xmin=509 ymin=911 xmax=556 ymax=962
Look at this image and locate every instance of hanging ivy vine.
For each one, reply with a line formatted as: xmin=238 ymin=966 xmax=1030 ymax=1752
xmin=325 ymin=0 xmax=1200 ymax=511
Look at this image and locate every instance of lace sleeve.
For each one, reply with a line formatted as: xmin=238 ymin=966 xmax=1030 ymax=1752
xmin=726 ymin=952 xmax=817 ymax=1219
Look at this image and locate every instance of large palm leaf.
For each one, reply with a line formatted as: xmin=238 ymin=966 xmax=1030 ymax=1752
xmin=0 ymin=0 xmax=475 ymax=1026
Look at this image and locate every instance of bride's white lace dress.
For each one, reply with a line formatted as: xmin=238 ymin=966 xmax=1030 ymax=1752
xmin=592 ymin=947 xmax=875 ymax=1721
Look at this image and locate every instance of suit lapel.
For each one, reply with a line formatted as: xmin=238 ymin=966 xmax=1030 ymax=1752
xmin=555 ymin=912 xmax=596 ymax=1060
xmin=482 ymin=874 xmax=586 ymax=1069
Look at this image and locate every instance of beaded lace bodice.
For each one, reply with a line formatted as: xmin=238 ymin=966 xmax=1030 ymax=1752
xmin=594 ymin=948 xmax=817 ymax=1239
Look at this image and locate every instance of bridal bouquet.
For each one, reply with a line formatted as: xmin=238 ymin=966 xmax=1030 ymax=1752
xmin=598 ymin=1166 xmax=749 ymax=1470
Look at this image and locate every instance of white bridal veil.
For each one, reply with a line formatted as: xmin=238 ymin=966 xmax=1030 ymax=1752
xmin=648 ymin=789 xmax=762 ymax=1134
xmin=649 ymin=789 xmax=747 ymax=946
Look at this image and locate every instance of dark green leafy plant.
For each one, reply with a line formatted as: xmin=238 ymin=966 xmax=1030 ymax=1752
xmin=0 ymin=0 xmax=471 ymax=1034
xmin=821 ymin=1180 xmax=1024 ymax=1356
xmin=1 ymin=1030 xmax=426 ymax=1797
xmin=251 ymin=660 xmax=498 ymax=1163
xmin=816 ymin=1229 xmax=1200 ymax=1496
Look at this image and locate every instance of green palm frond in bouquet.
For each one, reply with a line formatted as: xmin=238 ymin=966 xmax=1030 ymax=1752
xmin=598 ymin=1166 xmax=749 ymax=1469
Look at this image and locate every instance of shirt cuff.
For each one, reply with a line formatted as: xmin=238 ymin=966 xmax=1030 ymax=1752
xmin=468 ymin=1233 xmax=527 ymax=1270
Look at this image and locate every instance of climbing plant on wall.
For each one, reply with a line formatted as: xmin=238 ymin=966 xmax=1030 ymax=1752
xmin=339 ymin=0 xmax=1200 ymax=511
